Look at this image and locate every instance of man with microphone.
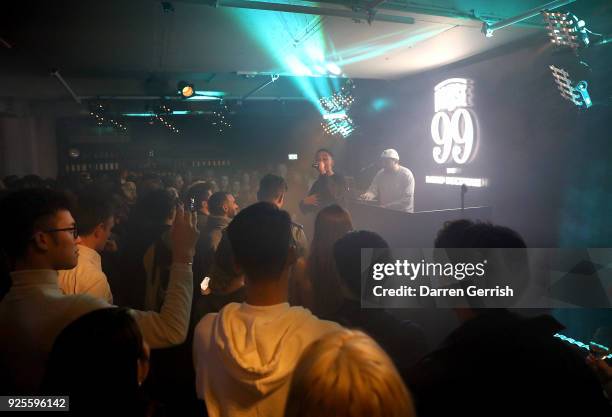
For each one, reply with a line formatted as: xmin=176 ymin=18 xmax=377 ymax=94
xmin=300 ymin=148 xmax=347 ymax=214
xmin=360 ymin=149 xmax=415 ymax=212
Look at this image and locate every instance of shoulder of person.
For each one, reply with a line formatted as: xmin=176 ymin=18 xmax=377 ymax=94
xmin=193 ymin=312 xmax=218 ymax=338
xmin=68 ymin=294 xmax=111 ymax=316
xmin=400 ymin=166 xmax=414 ymax=176
xmin=291 ymin=306 xmax=343 ymax=331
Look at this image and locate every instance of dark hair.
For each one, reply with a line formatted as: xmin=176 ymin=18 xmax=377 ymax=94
xmin=434 ymin=220 xmax=526 ymax=249
xmin=315 ymin=148 xmax=334 ymax=159
xmin=208 ymin=232 xmax=241 ymax=292
xmin=461 ymin=223 xmax=526 ymax=249
xmin=433 ymin=219 xmax=475 ymax=248
xmin=434 ymin=220 xmax=529 ymax=308
xmin=334 ymin=230 xmax=390 ymax=298
xmin=138 ymin=173 xmax=163 ymax=197
xmin=307 ymin=204 xmax=353 ymax=316
xmin=208 ymin=191 xmax=231 ymax=216
xmin=227 ymin=202 xmax=291 ymax=282
xmin=42 ymin=308 xmax=146 ymax=414
xmin=130 ymin=188 xmax=177 ymax=230
xmin=163 ymin=173 xmax=183 ymax=189
xmin=185 ymin=181 xmax=214 ymax=209
xmin=74 ymin=189 xmax=115 ymax=236
xmin=19 ymin=174 xmax=46 ymax=189
xmin=0 ymin=188 xmax=73 ymax=262
xmin=2 ymin=175 xmax=19 ymax=189
xmin=257 ymin=174 xmax=288 ymax=203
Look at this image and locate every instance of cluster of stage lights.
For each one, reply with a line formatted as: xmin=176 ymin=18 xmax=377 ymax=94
xmin=211 ymin=104 xmax=232 ymax=134
xmin=549 ymin=65 xmax=592 ymax=109
xmin=540 ymin=10 xmax=609 ymax=110
xmin=542 ymin=11 xmax=590 ymax=50
xmin=89 ymin=104 xmax=127 ymax=131
xmin=320 ymin=81 xmax=356 ymax=138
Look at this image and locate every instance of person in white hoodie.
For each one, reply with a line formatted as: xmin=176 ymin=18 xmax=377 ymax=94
xmin=193 ymin=202 xmax=340 ymax=417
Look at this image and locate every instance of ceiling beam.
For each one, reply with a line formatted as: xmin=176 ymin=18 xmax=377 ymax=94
xmin=214 ymin=0 xmax=415 ymax=25
xmin=77 ymin=95 xmax=309 ymax=101
xmin=483 ymin=0 xmax=576 ymax=37
xmin=365 ymin=0 xmax=387 ymax=11
xmin=315 ymin=0 xmax=553 ymax=29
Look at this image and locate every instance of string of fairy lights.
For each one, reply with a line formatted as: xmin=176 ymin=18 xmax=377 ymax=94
xmin=153 ymin=104 xmax=180 ymax=134
xmin=90 ymin=102 xmax=237 ymax=135
xmin=89 ymin=104 xmax=127 ymax=131
xmin=211 ymin=103 xmax=232 ymax=134
xmin=90 ymin=81 xmax=360 ymax=138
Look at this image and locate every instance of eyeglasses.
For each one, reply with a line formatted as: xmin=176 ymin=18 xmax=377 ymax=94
xmin=42 ymin=226 xmax=79 ymax=239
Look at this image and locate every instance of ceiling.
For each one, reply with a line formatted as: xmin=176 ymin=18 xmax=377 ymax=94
xmin=0 ymin=0 xmax=608 ymax=102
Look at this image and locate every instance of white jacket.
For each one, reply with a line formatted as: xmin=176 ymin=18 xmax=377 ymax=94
xmin=193 ymin=302 xmax=340 ymax=417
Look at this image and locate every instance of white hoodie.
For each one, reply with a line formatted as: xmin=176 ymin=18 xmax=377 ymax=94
xmin=193 ymin=302 xmax=340 ymax=417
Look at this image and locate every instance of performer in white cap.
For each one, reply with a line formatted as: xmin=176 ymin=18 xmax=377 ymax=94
xmin=360 ymin=149 xmax=415 ymax=212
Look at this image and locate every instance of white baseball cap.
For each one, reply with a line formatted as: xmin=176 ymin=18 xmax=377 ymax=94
xmin=381 ymin=148 xmax=399 ymax=160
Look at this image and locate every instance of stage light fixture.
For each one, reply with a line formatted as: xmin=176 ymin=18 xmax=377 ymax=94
xmin=325 ymin=63 xmax=342 ymax=76
xmin=481 ymin=0 xmax=577 ymax=38
xmin=319 ymin=80 xmax=356 ymax=138
xmin=542 ymin=11 xmax=590 ymax=50
xmin=313 ymin=65 xmax=327 ymax=75
xmin=549 ymin=65 xmax=592 ymax=109
xmin=178 ymin=81 xmax=195 ymax=99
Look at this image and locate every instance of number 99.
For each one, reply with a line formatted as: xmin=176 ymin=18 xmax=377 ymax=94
xmin=431 ymin=108 xmax=475 ymax=164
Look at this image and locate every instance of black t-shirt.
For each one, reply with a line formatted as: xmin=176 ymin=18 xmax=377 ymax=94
xmin=300 ymin=172 xmax=347 ymax=214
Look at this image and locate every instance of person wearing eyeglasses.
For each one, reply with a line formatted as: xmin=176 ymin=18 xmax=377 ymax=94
xmin=0 ymin=188 xmax=199 ymax=394
xmin=58 ymin=190 xmax=115 ymax=303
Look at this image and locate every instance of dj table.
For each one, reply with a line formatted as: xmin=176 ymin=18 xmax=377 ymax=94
xmin=345 ymin=200 xmax=492 ymax=247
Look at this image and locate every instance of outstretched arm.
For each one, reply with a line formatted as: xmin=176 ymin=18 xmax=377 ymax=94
xmin=361 ymin=170 xmax=381 ymax=200
xmin=129 ymin=205 xmax=200 ymax=348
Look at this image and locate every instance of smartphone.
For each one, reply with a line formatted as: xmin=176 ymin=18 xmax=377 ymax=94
xmin=189 ymin=197 xmax=197 ymax=212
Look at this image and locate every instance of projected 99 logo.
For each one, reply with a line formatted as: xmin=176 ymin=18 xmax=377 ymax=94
xmin=431 ymin=79 xmax=477 ymax=165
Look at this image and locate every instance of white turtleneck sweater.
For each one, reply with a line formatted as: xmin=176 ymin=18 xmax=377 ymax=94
xmin=0 ymin=263 xmax=192 ymax=393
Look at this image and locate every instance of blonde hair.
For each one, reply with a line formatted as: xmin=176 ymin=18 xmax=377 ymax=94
xmin=285 ymin=329 xmax=415 ymax=417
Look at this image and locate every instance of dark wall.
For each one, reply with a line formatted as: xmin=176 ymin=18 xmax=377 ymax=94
xmin=57 ymin=100 xmax=350 ymax=175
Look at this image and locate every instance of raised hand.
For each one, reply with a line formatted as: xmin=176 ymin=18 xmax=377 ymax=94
xmin=171 ymin=204 xmax=200 ymax=264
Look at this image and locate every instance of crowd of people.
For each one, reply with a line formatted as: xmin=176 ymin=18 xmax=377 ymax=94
xmin=0 ymin=163 xmax=611 ymax=417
